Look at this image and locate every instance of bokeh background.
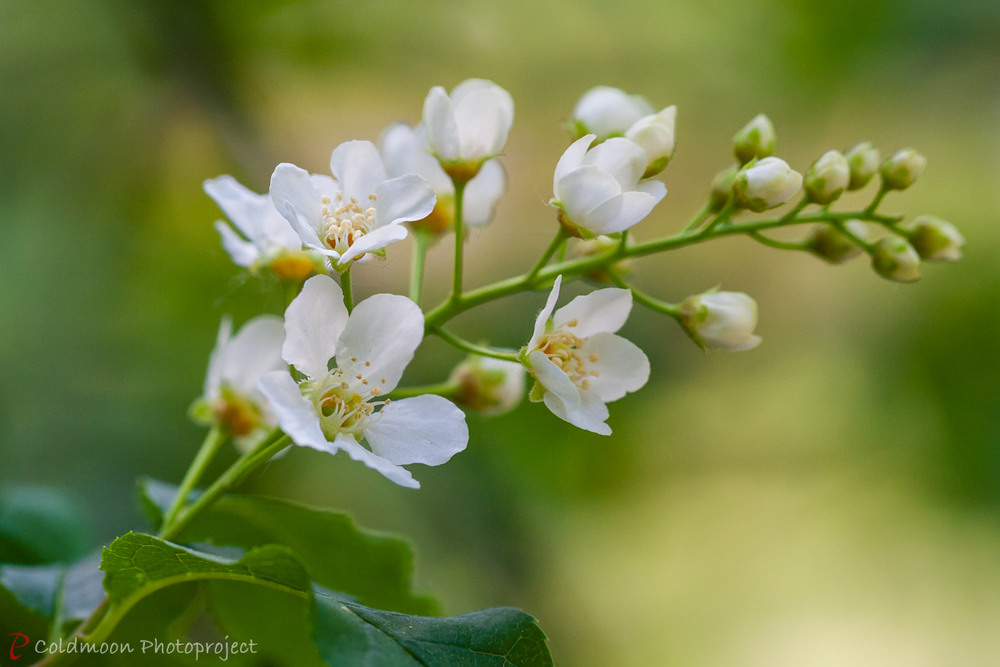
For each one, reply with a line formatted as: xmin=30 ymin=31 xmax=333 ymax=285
xmin=2 ymin=0 xmax=1000 ymax=664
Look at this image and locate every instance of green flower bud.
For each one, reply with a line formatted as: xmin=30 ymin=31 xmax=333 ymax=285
xmin=733 ymin=157 xmax=803 ymax=212
xmin=871 ymin=236 xmax=920 ymax=282
xmin=570 ymin=235 xmax=634 ymax=283
xmin=733 ymin=114 xmax=776 ymax=165
xmin=709 ymin=164 xmax=739 ymax=212
xmin=804 ymin=150 xmax=850 ymax=204
xmin=449 ymin=356 xmax=525 ymax=416
xmin=844 ymin=141 xmax=880 ymax=191
xmin=679 ymin=290 xmax=762 ymax=351
xmin=807 ymin=220 xmax=867 ymax=264
xmin=880 ymin=148 xmax=926 ymax=191
xmin=906 ymin=215 xmax=965 ymax=262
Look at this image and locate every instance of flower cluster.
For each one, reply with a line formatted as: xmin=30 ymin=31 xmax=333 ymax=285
xmin=197 ymin=79 xmax=961 ymax=492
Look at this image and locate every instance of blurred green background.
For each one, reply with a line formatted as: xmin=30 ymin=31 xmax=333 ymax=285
xmin=2 ymin=0 xmax=999 ymax=664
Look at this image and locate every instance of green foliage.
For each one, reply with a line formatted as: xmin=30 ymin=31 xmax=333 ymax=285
xmin=314 ymin=588 xmax=552 ymax=667
xmin=140 ymin=477 xmax=438 ymax=614
xmin=1 ymin=502 xmax=552 ymax=666
xmin=0 ymin=486 xmax=90 ymax=565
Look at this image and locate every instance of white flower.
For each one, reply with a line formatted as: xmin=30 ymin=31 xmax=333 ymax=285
xmin=422 ymin=79 xmax=514 ymax=179
xmin=733 ymin=113 xmax=776 ymax=164
xmin=448 ymin=356 xmax=525 ymax=416
xmin=732 ymin=157 xmax=803 ymax=212
xmin=191 ymin=315 xmax=287 ymax=438
xmin=625 ymin=105 xmax=677 ymax=177
xmin=379 ymin=122 xmax=506 ymax=232
xmin=871 ymin=236 xmax=920 ymax=282
xmin=804 ymin=150 xmax=850 ymax=204
xmin=269 ymin=141 xmax=436 ymax=271
xmin=204 ymin=176 xmax=322 ymax=281
xmin=551 ymin=134 xmax=667 ymax=237
xmin=258 ymin=275 xmax=468 ymax=488
xmin=679 ymin=291 xmax=762 ymax=351
xmin=845 ymin=141 xmax=880 ymax=191
xmin=570 ymin=86 xmax=655 ymax=139
xmin=520 ymin=276 xmax=650 ymax=435
xmin=907 ymin=215 xmax=964 ymax=262
xmin=880 ymin=148 xmax=926 ymax=191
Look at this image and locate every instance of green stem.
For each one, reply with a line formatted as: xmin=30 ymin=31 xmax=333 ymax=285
xmin=865 ymin=183 xmax=889 ymax=214
xmin=451 ymin=180 xmax=467 ymax=302
xmin=341 ymin=267 xmax=354 ymax=313
xmin=430 ymin=326 xmax=520 ymax=363
xmin=701 ymin=199 xmax=738 ymax=234
xmin=526 ymin=227 xmax=568 ymax=282
xmin=160 ymin=430 xmax=290 ymax=543
xmin=682 ymin=202 xmax=713 ymax=233
xmin=423 ymin=206 xmax=895 ymax=331
xmin=158 ymin=427 xmax=228 ymax=537
xmin=409 ymin=230 xmax=430 ymax=305
xmin=607 ymin=271 xmax=681 ymax=320
xmin=747 ymin=230 xmax=810 ymax=252
xmin=832 ymin=219 xmax=876 ymax=253
xmin=388 ymin=381 xmax=461 ymax=400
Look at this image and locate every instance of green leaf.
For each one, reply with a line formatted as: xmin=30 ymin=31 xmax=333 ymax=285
xmin=139 ymin=477 xmax=437 ymax=614
xmin=96 ymin=534 xmax=552 ymax=667
xmin=312 ymin=586 xmax=553 ymax=667
xmin=0 ymin=552 xmax=104 ymax=623
xmin=101 ymin=533 xmax=311 ymax=607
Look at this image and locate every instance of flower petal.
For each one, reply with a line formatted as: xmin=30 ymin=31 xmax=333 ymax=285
xmin=214 ymin=221 xmax=258 ymax=268
xmin=204 ymin=176 xmax=269 ymax=240
xmin=553 ymin=134 xmax=595 ymax=193
xmin=204 ymin=316 xmax=233 ymax=398
xmin=336 ymin=223 xmax=409 ymax=266
xmin=222 ymin=315 xmax=286 ymax=394
xmin=423 ymin=86 xmax=459 ymax=161
xmin=584 ymin=188 xmax=663 ymax=235
xmin=580 ymin=332 xmax=650 ymax=402
xmin=365 ymin=395 xmax=468 ymax=466
xmin=554 ymin=166 xmax=621 ymax=226
xmin=542 ymin=390 xmax=612 ymax=435
xmin=529 ymin=275 xmax=562 ymax=349
xmin=583 ymin=137 xmax=646 ymax=188
xmin=334 ymin=433 xmax=419 ymax=489
xmin=553 ymin=287 xmax=632 ymax=336
xmin=283 ymin=275 xmax=349 ymax=379
xmin=454 ymin=86 xmax=514 ymax=159
xmin=329 ymin=140 xmax=386 ymax=200
xmin=257 ymin=370 xmax=335 ymax=454
xmin=528 ymin=349 xmax=581 ymax=410
xmin=270 ymin=163 xmax=322 ymax=231
xmin=374 ymin=174 xmax=436 ymax=227
xmin=463 ymin=159 xmax=506 ymax=227
xmin=336 ymin=293 xmax=424 ymax=393
xmin=379 ymin=122 xmax=451 ymax=191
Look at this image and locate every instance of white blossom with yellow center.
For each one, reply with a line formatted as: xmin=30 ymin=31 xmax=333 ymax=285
xmin=258 ymin=275 xmax=468 ymax=488
xmin=521 ymin=276 xmax=650 ymax=435
xmin=191 ymin=315 xmax=286 ymax=442
xmin=204 ymin=175 xmax=321 ymax=280
xmin=269 ymin=141 xmax=436 ymax=271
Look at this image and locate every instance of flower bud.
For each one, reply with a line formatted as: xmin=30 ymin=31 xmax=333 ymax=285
xmin=449 ymin=356 xmax=525 ymax=415
xmin=807 ymin=220 xmax=868 ymax=264
xmin=906 ymin=215 xmax=965 ymax=261
xmin=626 ymin=105 xmax=677 ymax=177
xmin=804 ymin=150 xmax=850 ymax=204
xmin=880 ymin=148 xmax=926 ymax=191
xmin=871 ymin=236 xmax=920 ymax=282
xmin=844 ymin=141 xmax=880 ymax=191
xmin=709 ymin=164 xmax=739 ymax=212
xmin=733 ymin=157 xmax=803 ymax=212
xmin=570 ymin=86 xmax=654 ymax=140
xmin=679 ymin=291 xmax=762 ymax=351
xmin=733 ymin=114 xmax=776 ymax=165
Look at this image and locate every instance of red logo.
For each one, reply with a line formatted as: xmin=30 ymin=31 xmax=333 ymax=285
xmin=7 ymin=634 xmax=30 ymax=661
